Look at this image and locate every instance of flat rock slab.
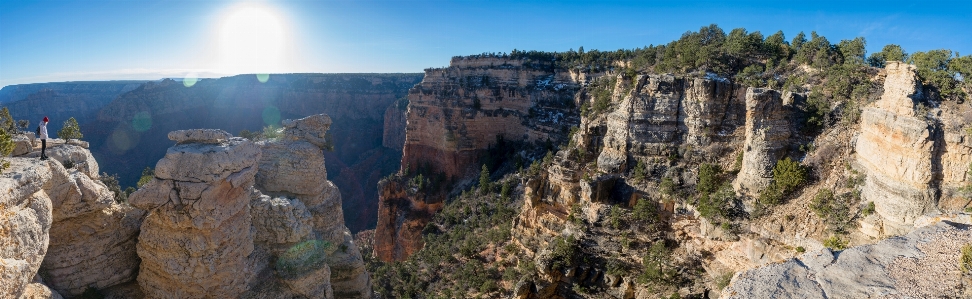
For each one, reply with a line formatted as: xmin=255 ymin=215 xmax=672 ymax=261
xmin=721 ymin=221 xmax=972 ymax=299
xmin=168 ymin=129 xmax=232 ymax=144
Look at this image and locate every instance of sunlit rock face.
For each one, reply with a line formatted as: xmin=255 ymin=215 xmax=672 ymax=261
xmin=733 ymin=88 xmax=793 ymax=196
xmin=129 ymin=130 xmax=261 ymax=298
xmin=0 ymin=159 xmax=54 ymax=299
xmin=856 ymin=62 xmax=941 ymax=236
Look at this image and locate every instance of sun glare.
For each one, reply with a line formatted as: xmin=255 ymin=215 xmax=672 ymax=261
xmin=218 ymin=4 xmax=287 ymax=75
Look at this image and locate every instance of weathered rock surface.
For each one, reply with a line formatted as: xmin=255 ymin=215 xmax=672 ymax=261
xmin=39 ymin=158 xmax=144 ymax=297
xmin=597 ymin=74 xmax=738 ymax=173
xmin=168 ymin=129 xmax=233 ymax=144
xmin=856 ymin=61 xmax=941 ymax=236
xmin=0 ymin=158 xmax=53 ymax=299
xmin=733 ymin=88 xmax=792 ymax=196
xmin=374 ymin=178 xmax=444 ymax=261
xmin=721 ymin=221 xmax=972 ymax=299
xmin=129 ymin=130 xmax=261 ymax=298
xmin=255 ymin=114 xmax=371 ymax=298
xmin=20 ymin=276 xmax=64 ymax=299
xmin=383 ymin=103 xmax=407 ymax=151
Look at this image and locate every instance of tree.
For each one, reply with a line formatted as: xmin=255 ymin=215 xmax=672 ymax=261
xmin=58 ymin=117 xmax=83 ymax=140
xmin=867 ymin=44 xmax=909 ymax=67
xmin=479 ymin=164 xmax=490 ymax=194
xmin=909 ymin=50 xmax=965 ymax=100
xmin=0 ymin=107 xmax=15 ymax=133
xmin=0 ymin=128 xmax=13 ymax=171
xmin=837 ymin=37 xmax=866 ymax=65
xmin=137 ymin=167 xmax=154 ymax=188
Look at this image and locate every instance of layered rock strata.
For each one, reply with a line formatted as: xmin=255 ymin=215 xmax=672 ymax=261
xmin=856 ymin=62 xmax=941 ymax=236
xmin=254 ymin=114 xmax=371 ymax=298
xmin=721 ymin=221 xmax=972 ymax=298
xmin=733 ymin=88 xmax=792 ymax=196
xmin=376 ymin=56 xmax=582 ymax=261
xmin=129 ymin=130 xmax=261 ymax=298
xmin=597 ymin=74 xmax=737 ymax=173
xmin=402 ymin=56 xmax=580 ymax=179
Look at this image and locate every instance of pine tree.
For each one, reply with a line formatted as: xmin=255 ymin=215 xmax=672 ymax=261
xmin=479 ymin=164 xmax=490 ymax=195
xmin=58 ymin=117 xmax=83 ymax=140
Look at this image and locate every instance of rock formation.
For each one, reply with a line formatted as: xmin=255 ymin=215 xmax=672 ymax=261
xmin=38 ymin=145 xmax=144 ymax=297
xmin=383 ymin=102 xmax=407 ymax=151
xmin=856 ymin=62 xmax=941 ymax=236
xmin=733 ymin=88 xmax=792 ymax=196
xmin=721 ymin=221 xmax=972 ymax=298
xmin=0 ymin=81 xmax=146 ymax=132
xmin=375 ymin=56 xmax=581 ymax=261
xmin=0 ymin=159 xmax=54 ymax=299
xmin=129 ymin=130 xmax=261 ymax=298
xmin=254 ymin=114 xmax=372 ymax=298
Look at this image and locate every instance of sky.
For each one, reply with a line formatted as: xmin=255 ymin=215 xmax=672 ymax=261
xmin=1 ymin=0 xmax=971 ymax=88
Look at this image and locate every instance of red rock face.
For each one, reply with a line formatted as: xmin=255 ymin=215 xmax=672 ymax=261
xmin=373 ymin=57 xmax=582 ymax=261
xmin=373 ymin=178 xmax=444 ymax=262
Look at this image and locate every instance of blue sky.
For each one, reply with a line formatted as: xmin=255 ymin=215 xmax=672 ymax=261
xmin=2 ymin=0 xmax=971 ymax=87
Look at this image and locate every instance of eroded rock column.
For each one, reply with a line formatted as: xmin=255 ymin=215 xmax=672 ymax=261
xmin=733 ymin=88 xmax=792 ymax=196
xmin=129 ymin=129 xmax=261 ymax=298
xmin=856 ymin=61 xmax=939 ymax=236
xmin=0 ymin=159 xmax=54 ymax=299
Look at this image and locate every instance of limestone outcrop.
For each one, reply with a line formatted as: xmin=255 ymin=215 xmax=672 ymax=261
xmin=733 ymin=88 xmax=792 ymax=196
xmin=129 ymin=130 xmax=261 ymax=298
xmin=721 ymin=221 xmax=972 ymax=298
xmin=374 ymin=177 xmax=444 ymax=261
xmin=39 ymin=156 xmax=144 ymax=297
xmin=383 ymin=102 xmax=407 ymax=151
xmin=254 ymin=114 xmax=372 ymax=298
xmin=0 ymin=158 xmax=54 ymax=299
xmin=856 ymin=62 xmax=940 ymax=236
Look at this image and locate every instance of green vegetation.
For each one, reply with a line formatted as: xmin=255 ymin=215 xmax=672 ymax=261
xmin=867 ymin=44 xmax=908 ymax=68
xmin=479 ymin=164 xmax=491 ymax=194
xmin=631 ymin=159 xmax=647 ymax=183
xmin=659 ymin=176 xmax=676 ymax=198
xmin=100 ymin=173 xmax=132 ymax=203
xmin=137 ymin=167 xmax=154 ymax=188
xmin=862 ymin=201 xmax=876 ymax=216
xmin=823 ymin=235 xmax=848 ymax=251
xmin=0 ymin=126 xmax=13 ymax=172
xmin=639 ymin=240 xmax=676 ymax=285
xmin=795 ymin=246 xmax=806 ymax=253
xmin=716 ymin=272 xmax=735 ymax=290
xmin=961 ymin=244 xmax=972 ymax=274
xmin=759 ymin=157 xmax=807 ymax=205
xmin=809 ymin=189 xmax=851 ymax=233
xmin=57 ymin=117 xmax=83 ymax=140
xmin=908 ymin=50 xmax=970 ymax=100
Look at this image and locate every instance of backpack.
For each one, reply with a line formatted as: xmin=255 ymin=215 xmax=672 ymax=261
xmin=36 ymin=125 xmax=40 ymax=136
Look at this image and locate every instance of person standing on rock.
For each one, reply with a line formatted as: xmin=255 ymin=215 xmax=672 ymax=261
xmin=39 ymin=116 xmax=49 ymax=160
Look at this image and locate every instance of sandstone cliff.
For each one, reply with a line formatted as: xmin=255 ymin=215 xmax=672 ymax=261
xmin=0 ymin=159 xmax=55 ymax=299
xmin=733 ymin=88 xmax=793 ymax=196
xmin=855 ymin=61 xmax=963 ymax=236
xmin=374 ymin=56 xmax=582 ymax=262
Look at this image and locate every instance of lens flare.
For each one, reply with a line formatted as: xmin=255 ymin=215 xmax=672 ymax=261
xmin=257 ymin=74 xmax=270 ymax=83
xmin=183 ymin=73 xmax=199 ymax=87
xmin=262 ymin=106 xmax=280 ymax=126
xmin=132 ymin=111 xmax=152 ymax=132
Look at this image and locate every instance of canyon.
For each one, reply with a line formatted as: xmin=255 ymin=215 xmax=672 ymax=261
xmin=2 ymin=114 xmax=370 ymax=298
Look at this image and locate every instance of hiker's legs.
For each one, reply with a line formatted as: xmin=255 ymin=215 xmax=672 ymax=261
xmin=41 ymin=139 xmax=46 ymax=158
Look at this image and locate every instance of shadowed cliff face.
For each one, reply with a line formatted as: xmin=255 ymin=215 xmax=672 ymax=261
xmin=0 ymin=81 xmax=146 ymax=133
xmin=78 ymin=73 xmax=421 ymax=232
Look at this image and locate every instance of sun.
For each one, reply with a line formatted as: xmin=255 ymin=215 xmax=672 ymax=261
xmin=218 ymin=4 xmax=287 ymax=75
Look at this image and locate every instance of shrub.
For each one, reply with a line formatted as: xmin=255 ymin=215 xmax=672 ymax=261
xmin=631 ymin=159 xmax=647 ymax=182
xmin=262 ymin=125 xmax=281 ymax=140
xmin=759 ymin=157 xmax=807 ymax=205
xmin=57 ymin=117 xmax=83 ymax=140
xmin=961 ymin=244 xmax=972 ymax=274
xmin=823 ymin=235 xmax=847 ymax=251
xmin=716 ymin=272 xmax=734 ymax=290
xmin=137 ymin=167 xmax=154 ymax=188
xmin=796 ymin=246 xmax=806 ymax=253
xmin=0 ymin=127 xmax=14 ymax=172
xmin=100 ymin=173 xmax=127 ymax=203
xmin=632 ymin=198 xmax=659 ymax=224
xmin=609 ymin=206 xmax=623 ymax=229
xmin=61 ymin=160 xmax=74 ymax=169
xmin=698 ymin=183 xmax=735 ymax=220
xmin=810 ymin=189 xmax=851 ymax=233
xmin=697 ymin=163 xmax=721 ymax=195
xmin=659 ymin=176 xmax=676 ymax=198
xmin=550 ymin=236 xmax=579 ymax=271
xmin=862 ymin=201 xmax=876 ymax=216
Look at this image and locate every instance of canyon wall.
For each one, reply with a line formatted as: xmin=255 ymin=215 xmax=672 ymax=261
xmin=374 ymin=57 xmax=581 ymax=261
xmin=0 ymin=81 xmax=145 ymax=133
xmin=73 ymin=73 xmax=421 ymax=232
